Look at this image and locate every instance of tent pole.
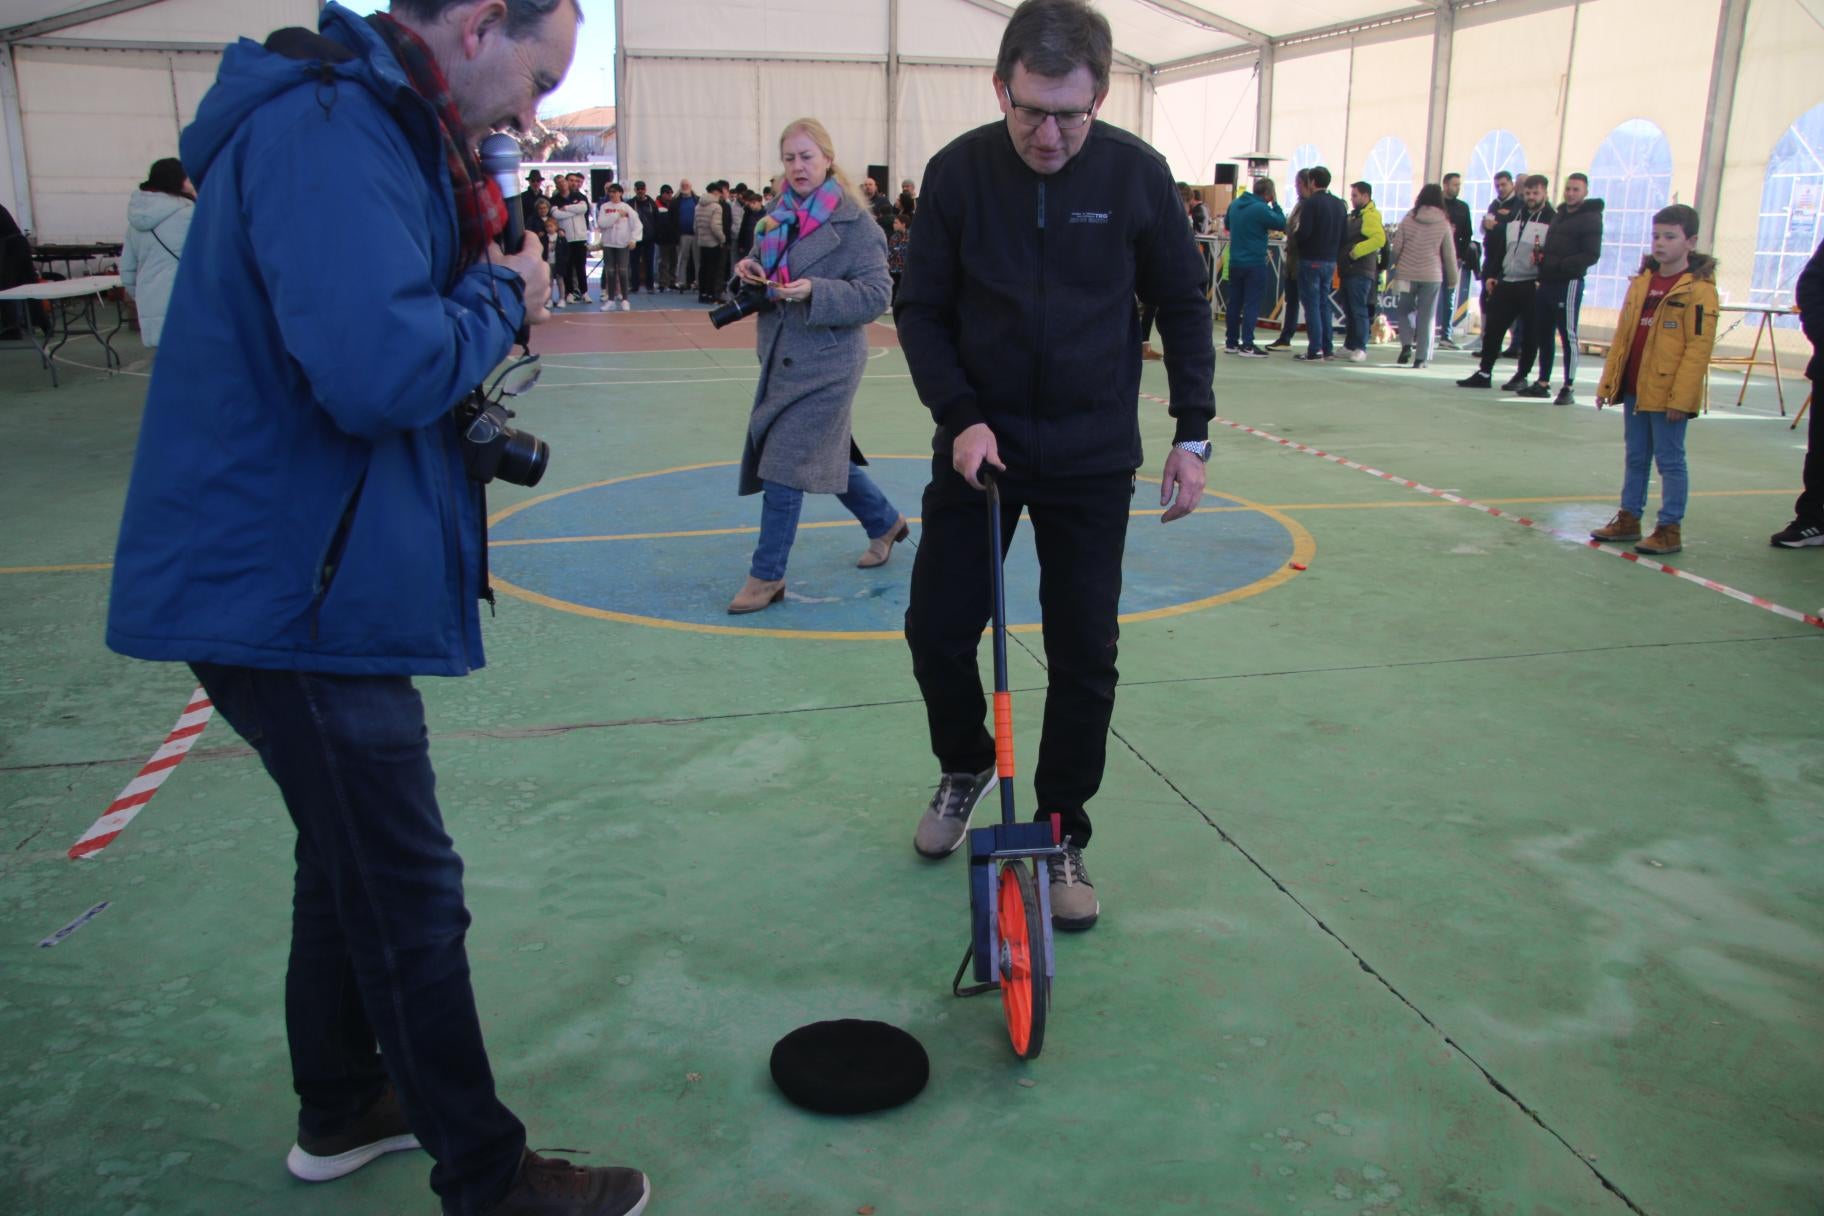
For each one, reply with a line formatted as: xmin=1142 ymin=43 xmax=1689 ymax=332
xmin=0 ymin=45 xmax=29 ymax=232
xmin=887 ymin=0 xmax=899 ymax=187
xmin=1550 ymin=0 xmax=1580 ymax=187
xmin=1252 ymin=43 xmax=1272 ymax=155
xmin=1694 ymin=0 xmax=1748 ymax=244
xmin=1423 ymin=4 xmax=1452 ymax=182
xmin=614 ymin=0 xmax=626 ymax=180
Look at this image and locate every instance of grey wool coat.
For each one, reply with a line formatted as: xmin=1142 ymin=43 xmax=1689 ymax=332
xmin=737 ymin=193 xmax=894 ymax=496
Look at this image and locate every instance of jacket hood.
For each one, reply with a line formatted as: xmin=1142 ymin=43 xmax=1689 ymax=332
xmin=180 ymin=3 xmax=409 ymax=187
xmin=1641 ymin=252 xmax=1718 ymax=281
xmin=128 ymin=190 xmax=192 ymax=230
xmin=1566 ymin=197 xmax=1605 ymax=215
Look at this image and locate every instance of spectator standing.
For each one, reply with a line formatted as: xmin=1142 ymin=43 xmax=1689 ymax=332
xmin=1338 ymin=181 xmax=1385 ymax=362
xmin=1266 ymin=169 xmax=1309 ymax=350
xmin=1293 ymin=165 xmax=1346 ymax=362
xmin=1458 ymin=174 xmax=1553 ymax=390
xmin=1770 ymin=237 xmax=1824 ymax=547
xmin=628 ymin=180 xmax=657 ymax=293
xmin=1438 ymin=172 xmax=1474 ymax=348
xmin=1478 ymin=170 xmax=1524 ymax=355
xmin=1386 ymin=183 xmax=1457 ymax=369
xmin=887 ymin=211 xmax=910 ymax=304
xmin=550 ymin=172 xmax=591 ymax=301
xmin=863 ymin=176 xmax=894 ymax=240
xmin=718 ymin=182 xmax=738 ymax=293
xmin=1222 ymin=177 xmax=1285 ymax=357
xmin=653 ymin=184 xmax=680 ymax=290
xmin=119 ymin=157 xmax=195 ymax=350
xmin=595 ymin=182 xmax=641 ymax=311
xmin=1589 ymin=204 xmax=1718 ymax=556
xmin=518 ymin=167 xmax=545 ymax=230
xmin=736 ymin=189 xmax=763 ymax=260
xmin=675 ymin=179 xmax=699 ymax=292
xmin=694 ymin=180 xmax=729 ymax=304
xmin=1521 ymin=172 xmax=1604 ymax=403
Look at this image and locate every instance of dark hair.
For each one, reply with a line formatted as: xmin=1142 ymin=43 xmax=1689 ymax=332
xmin=1309 ymin=165 xmax=1332 ymax=190
xmin=996 ymin=0 xmax=1114 ymax=95
xmin=1414 ymin=183 xmax=1445 ymax=211
xmin=1568 ymin=171 xmax=1588 ymax=184
xmin=1495 ymin=170 xmax=1514 ymax=182
xmin=1654 ymin=203 xmax=1699 ymax=238
xmin=1294 ymin=168 xmax=1310 ymax=187
xmin=1350 ymin=180 xmax=1372 ymax=197
xmin=1442 ymin=172 xmax=1461 ymax=185
xmin=390 ymin=0 xmax=582 ymax=36
xmin=1523 ymin=173 xmax=1549 ymax=190
xmin=141 ymin=157 xmax=188 ymax=197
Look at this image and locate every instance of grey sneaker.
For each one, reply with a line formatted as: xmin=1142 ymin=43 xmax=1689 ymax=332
xmin=914 ymin=767 xmax=998 ymax=859
xmin=1049 ymin=841 xmax=1099 ymax=931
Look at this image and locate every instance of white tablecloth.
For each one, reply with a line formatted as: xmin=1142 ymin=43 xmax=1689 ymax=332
xmin=0 ymin=274 xmax=122 ymax=301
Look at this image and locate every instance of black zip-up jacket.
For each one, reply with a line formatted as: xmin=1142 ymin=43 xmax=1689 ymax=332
xmin=1538 ymin=197 xmax=1605 ymax=281
xmin=1444 ymin=196 xmax=1473 ymax=266
xmin=895 ymin=121 xmax=1213 ymax=478
xmin=1797 ymin=237 xmax=1824 ymax=382
xmin=1481 ymin=192 xmax=1524 ymax=279
xmin=1294 ymin=190 xmax=1345 ymax=264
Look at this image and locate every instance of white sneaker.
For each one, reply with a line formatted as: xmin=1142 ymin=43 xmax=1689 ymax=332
xmin=1348 ymin=349 xmax=1367 ymax=363
xmin=599 ymin=299 xmax=613 ymax=312
xmin=620 ymin=298 xmax=632 ymax=311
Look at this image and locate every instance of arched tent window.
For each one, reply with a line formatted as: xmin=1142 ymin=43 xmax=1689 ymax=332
xmin=1362 ymin=136 xmax=1414 ymax=224
xmin=1290 ymin=143 xmax=1324 ymax=183
xmin=1464 ymin=129 xmax=1527 ymax=218
xmin=1586 ymin=119 xmax=1675 ymax=310
xmin=1752 ymin=100 xmax=1824 ymax=328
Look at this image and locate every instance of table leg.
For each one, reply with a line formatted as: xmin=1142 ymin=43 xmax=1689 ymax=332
xmin=1735 ymin=311 xmax=1766 ymax=408
xmin=1768 ymin=321 xmax=1784 ymax=415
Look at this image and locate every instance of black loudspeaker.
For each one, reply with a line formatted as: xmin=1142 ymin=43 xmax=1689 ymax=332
xmin=867 ymin=163 xmax=890 ymax=193
xmin=1214 ymin=163 xmax=1239 ymax=186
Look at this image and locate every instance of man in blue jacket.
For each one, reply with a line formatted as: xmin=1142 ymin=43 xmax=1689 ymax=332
xmin=1221 ymin=176 xmax=1286 ymax=356
xmin=105 ymin=4 xmax=650 ymax=1215
xmin=1292 ymin=166 xmax=1346 ymax=361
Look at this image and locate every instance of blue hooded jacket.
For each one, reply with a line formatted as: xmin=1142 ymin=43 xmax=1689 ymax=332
xmin=1223 ymin=189 xmax=1286 ymax=269
xmin=106 ymin=3 xmax=528 ymax=677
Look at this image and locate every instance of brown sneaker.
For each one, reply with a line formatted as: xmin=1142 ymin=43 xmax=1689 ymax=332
xmin=1635 ymin=523 xmax=1682 ymax=555
xmin=484 ymin=1149 xmax=650 ymax=1216
xmin=1590 ymin=509 xmax=1642 ymax=543
xmin=857 ymin=517 xmax=910 ymax=568
xmin=285 ymin=1085 xmax=420 ymax=1182
xmin=727 ymin=576 xmax=785 ymax=614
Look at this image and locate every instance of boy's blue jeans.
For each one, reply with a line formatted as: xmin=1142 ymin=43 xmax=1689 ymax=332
xmin=752 ymin=462 xmax=901 ymax=581
xmin=1620 ymin=395 xmax=1689 ymax=526
xmin=187 ymin=664 xmax=527 ymax=1216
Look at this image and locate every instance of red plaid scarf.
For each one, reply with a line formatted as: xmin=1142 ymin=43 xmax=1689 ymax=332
xmin=367 ymin=14 xmax=507 ymax=270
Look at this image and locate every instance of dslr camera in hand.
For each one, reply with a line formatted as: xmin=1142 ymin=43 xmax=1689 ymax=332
xmin=709 ymin=280 xmax=774 ymax=329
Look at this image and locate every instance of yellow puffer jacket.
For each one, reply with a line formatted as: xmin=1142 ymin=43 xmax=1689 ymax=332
xmin=1596 ymin=254 xmax=1720 ymax=414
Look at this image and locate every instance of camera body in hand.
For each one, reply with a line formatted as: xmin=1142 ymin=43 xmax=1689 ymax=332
xmin=708 ymin=282 xmax=774 ymax=330
xmin=456 ymin=393 xmax=549 ymax=487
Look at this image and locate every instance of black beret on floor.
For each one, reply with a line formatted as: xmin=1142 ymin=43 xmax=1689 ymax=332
xmin=770 ymin=1020 xmax=930 ymax=1115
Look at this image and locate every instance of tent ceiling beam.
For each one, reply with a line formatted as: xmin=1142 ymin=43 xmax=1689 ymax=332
xmin=13 ymin=37 xmax=223 ymax=53
xmin=1152 ymin=44 xmax=1259 ymax=79
xmin=1 ymin=0 xmax=168 ymax=42
xmin=953 ymin=0 xmax=1156 ymax=73
xmin=1132 ymin=0 xmax=1268 ymax=47
xmin=1271 ymin=4 xmax=1436 ymax=48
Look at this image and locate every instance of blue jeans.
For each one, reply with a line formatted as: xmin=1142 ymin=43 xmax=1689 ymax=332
xmin=1229 ymin=262 xmax=1267 ymax=349
xmin=187 ymin=664 xmax=526 ymax=1216
xmin=1437 ymin=263 xmax=1471 ymax=337
xmin=1299 ymin=261 xmax=1336 ymax=357
xmin=751 ymin=462 xmax=901 ymax=580
xmin=1620 ymin=396 xmax=1689 ymax=525
xmin=1341 ymin=273 xmax=1375 ymax=352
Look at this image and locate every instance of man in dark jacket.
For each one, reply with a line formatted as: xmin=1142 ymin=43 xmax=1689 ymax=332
xmin=897 ymin=0 xmax=1214 ymax=931
xmin=1478 ymin=169 xmax=1525 ymax=356
xmin=1438 ymin=172 xmax=1475 ymax=348
xmin=518 ymin=167 xmax=546 ymax=230
xmin=1292 ymin=165 xmax=1346 ymax=360
xmin=1771 ymin=237 xmax=1824 ymax=548
xmin=628 ymin=179 xmax=657 ymax=293
xmin=653 ymin=183 xmax=680 ymax=290
xmin=1520 ymin=172 xmax=1605 ymax=403
xmin=103 ymin=4 xmax=650 ymax=1215
xmin=863 ymin=175 xmax=894 ymax=239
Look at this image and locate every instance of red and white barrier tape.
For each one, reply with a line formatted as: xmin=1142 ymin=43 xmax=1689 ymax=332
xmin=1147 ymin=392 xmax=1824 ymax=631
xmin=68 ymin=688 xmax=214 ymax=860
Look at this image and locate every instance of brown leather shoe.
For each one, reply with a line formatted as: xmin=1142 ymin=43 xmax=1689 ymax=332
xmin=857 ymin=517 xmax=910 ymax=568
xmin=483 ymin=1149 xmax=650 ymax=1216
xmin=1635 ymin=523 xmax=1682 ymax=555
xmin=727 ymin=576 xmax=785 ymax=614
xmin=1590 ymin=509 xmax=1642 ymax=543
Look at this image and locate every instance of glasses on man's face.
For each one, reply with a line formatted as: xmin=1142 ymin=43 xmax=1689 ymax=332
xmin=1002 ymin=87 xmax=1094 ymax=131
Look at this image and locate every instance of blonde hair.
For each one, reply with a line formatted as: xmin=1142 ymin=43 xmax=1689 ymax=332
xmin=778 ymin=117 xmax=866 ymax=209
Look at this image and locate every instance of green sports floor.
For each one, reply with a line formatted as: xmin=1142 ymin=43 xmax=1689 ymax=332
xmin=2 ymin=300 xmax=1820 ymax=1216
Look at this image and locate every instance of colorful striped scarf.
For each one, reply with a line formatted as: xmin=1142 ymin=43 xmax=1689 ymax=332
xmin=367 ymin=14 xmax=507 ymax=272
xmin=753 ymin=176 xmax=845 ymax=287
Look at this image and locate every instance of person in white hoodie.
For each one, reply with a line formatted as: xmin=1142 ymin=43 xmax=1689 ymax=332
xmin=594 ymin=182 xmax=642 ymax=311
xmin=119 ymin=158 xmax=194 ymax=349
xmin=1386 ymin=183 xmax=1458 ymax=369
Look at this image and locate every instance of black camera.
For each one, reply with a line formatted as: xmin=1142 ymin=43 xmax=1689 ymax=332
xmin=708 ymin=282 xmax=773 ymax=330
xmin=457 ymin=395 xmax=549 ymax=487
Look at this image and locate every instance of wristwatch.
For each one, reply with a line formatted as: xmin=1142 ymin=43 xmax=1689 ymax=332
xmin=1173 ymin=440 xmax=1212 ymax=463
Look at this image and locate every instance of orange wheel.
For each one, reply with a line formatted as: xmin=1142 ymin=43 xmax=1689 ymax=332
xmin=996 ymin=860 xmax=1049 ymax=1060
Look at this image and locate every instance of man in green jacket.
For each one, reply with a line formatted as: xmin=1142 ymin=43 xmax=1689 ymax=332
xmin=1339 ymin=181 xmax=1385 ymax=362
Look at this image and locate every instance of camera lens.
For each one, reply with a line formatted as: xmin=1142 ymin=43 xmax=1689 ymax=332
xmin=495 ymin=429 xmax=550 ymax=487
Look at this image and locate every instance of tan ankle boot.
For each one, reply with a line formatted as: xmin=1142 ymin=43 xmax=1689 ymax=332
xmin=857 ymin=517 xmax=910 ymax=569
xmin=1634 ymin=523 xmax=1682 ymax=555
xmin=727 ymin=576 xmax=785 ymax=614
xmin=1590 ymin=509 xmax=1642 ymax=543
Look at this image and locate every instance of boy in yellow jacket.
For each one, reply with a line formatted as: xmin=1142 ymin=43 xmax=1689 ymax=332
xmin=1590 ymin=204 xmax=1719 ymax=555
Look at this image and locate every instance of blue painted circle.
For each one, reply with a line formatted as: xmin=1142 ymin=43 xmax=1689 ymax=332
xmin=490 ymin=459 xmax=1299 ymax=634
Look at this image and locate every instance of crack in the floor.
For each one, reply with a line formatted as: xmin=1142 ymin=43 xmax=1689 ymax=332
xmin=1002 ymin=627 xmax=1652 ymax=1215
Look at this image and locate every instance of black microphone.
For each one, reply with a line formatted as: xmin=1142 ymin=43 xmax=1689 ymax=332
xmin=478 ymin=132 xmax=525 ymax=254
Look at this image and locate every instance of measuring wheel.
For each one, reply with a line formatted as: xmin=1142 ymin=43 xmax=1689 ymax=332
xmin=996 ymin=859 xmax=1050 ymax=1059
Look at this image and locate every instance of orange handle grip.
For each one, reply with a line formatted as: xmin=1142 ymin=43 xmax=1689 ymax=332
xmin=994 ymin=691 xmax=1014 ymax=778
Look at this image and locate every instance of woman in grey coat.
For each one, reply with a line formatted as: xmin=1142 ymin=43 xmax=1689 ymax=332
xmin=727 ymin=118 xmax=905 ymax=614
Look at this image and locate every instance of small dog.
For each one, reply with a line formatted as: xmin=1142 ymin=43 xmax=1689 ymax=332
xmin=1370 ymin=315 xmax=1395 ymax=346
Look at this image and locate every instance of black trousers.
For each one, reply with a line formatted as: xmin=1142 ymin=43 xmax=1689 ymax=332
xmin=697 ymin=245 xmax=726 ymax=299
xmin=1533 ymin=277 xmax=1585 ymax=385
xmin=1477 ymin=279 xmax=1539 ymax=377
xmin=904 ymin=457 xmax=1134 ymax=847
xmin=562 ymin=242 xmax=589 ymax=297
xmin=1796 ymin=374 xmax=1824 ymax=525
